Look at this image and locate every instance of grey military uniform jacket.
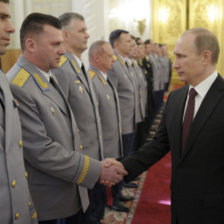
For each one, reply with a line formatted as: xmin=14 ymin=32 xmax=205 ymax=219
xmin=0 ymin=71 xmax=37 ymax=224
xmin=53 ymin=51 xmax=104 ymax=160
xmin=88 ymin=66 xmax=123 ymax=159
xmin=107 ymin=53 xmax=136 ymax=134
xmin=149 ymin=53 xmax=163 ymax=91
xmin=132 ymin=60 xmax=148 ymax=119
xmin=7 ymin=56 xmax=101 ymax=221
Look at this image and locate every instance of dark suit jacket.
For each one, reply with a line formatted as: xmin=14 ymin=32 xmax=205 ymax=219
xmin=122 ymin=75 xmax=224 ymax=224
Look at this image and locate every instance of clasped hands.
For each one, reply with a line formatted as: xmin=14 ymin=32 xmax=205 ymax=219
xmin=99 ymin=158 xmax=127 ymax=187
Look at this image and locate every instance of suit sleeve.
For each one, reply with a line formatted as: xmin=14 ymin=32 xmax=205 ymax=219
xmin=10 ymin=84 xmax=100 ymax=189
xmin=121 ymin=101 xmax=170 ymax=182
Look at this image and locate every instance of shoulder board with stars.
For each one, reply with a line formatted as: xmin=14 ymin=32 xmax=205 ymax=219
xmin=88 ymin=70 xmax=96 ymax=79
xmin=11 ymin=68 xmax=30 ymax=88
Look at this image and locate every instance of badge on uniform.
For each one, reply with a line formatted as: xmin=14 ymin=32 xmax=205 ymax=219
xmin=13 ymin=98 xmax=19 ymax=107
xmin=79 ymin=85 xmax=83 ymax=93
xmin=51 ymin=107 xmax=55 ymax=116
xmin=106 ymin=94 xmax=110 ymax=100
xmin=74 ymin=80 xmax=80 ymax=84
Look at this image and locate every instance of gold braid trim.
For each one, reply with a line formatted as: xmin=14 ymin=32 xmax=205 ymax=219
xmin=77 ymin=156 xmax=90 ymax=184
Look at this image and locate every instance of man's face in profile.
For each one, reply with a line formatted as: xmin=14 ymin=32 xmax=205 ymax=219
xmin=0 ymin=2 xmax=14 ymax=55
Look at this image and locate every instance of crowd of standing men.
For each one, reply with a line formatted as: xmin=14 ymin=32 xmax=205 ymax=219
xmin=0 ymin=1 xmax=172 ymax=224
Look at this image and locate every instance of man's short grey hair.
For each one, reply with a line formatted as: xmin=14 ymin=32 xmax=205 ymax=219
xmin=183 ymin=27 xmax=220 ymax=65
xmin=58 ymin=12 xmax=84 ymax=29
xmin=89 ymin=40 xmax=108 ymax=62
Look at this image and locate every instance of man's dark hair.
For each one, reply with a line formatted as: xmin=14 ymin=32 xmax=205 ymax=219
xmin=59 ymin=12 xmax=84 ymax=28
xmin=0 ymin=0 xmax=9 ymax=3
xmin=130 ymin=35 xmax=136 ymax=40
xmin=109 ymin=29 xmax=129 ymax=48
xmin=144 ymin=39 xmax=151 ymax=45
xmin=135 ymin=37 xmax=141 ymax=45
xmin=20 ymin=13 xmax=61 ymax=51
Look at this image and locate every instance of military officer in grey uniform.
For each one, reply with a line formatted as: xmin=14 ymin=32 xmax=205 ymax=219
xmin=7 ymin=13 xmax=127 ymax=224
xmin=52 ymin=13 xmax=105 ymax=224
xmin=107 ymin=30 xmax=136 ymax=157
xmin=0 ymin=1 xmax=37 ymax=223
xmin=88 ymin=40 xmax=128 ymax=214
xmin=129 ymin=37 xmax=148 ymax=149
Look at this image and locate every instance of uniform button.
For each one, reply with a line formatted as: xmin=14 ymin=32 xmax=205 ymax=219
xmin=80 ymin=145 xmax=83 ymax=150
xmin=25 ymin=171 xmax=28 ymax=178
xmin=99 ymin=136 xmax=102 ymax=139
xmin=15 ymin=212 xmax=20 ymax=220
xmin=96 ymin=102 xmax=99 ymax=106
xmin=12 ymin=180 xmax=16 ymax=188
xmin=51 ymin=107 xmax=55 ymax=115
xmin=19 ymin=140 xmax=23 ymax=148
xmin=77 ymin=129 xmax=80 ymax=133
xmin=31 ymin=211 xmax=37 ymax=219
xmin=120 ymin=129 xmax=122 ymax=134
xmin=28 ymin=201 xmax=32 ymax=207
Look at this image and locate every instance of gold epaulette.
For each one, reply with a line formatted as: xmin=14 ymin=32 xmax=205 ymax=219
xmin=88 ymin=70 xmax=96 ymax=79
xmin=59 ymin=56 xmax=67 ymax=67
xmin=34 ymin=73 xmax=48 ymax=89
xmin=113 ymin=54 xmax=117 ymax=61
xmin=11 ymin=68 xmax=30 ymax=87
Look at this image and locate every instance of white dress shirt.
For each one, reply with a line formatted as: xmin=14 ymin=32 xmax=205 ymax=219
xmin=183 ymin=71 xmax=218 ymax=120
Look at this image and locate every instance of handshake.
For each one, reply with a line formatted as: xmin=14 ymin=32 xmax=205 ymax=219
xmin=99 ymin=158 xmax=128 ymax=187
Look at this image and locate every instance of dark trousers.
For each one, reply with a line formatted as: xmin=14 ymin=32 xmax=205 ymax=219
xmin=82 ymin=182 xmax=106 ymax=224
xmin=153 ymin=90 xmax=164 ymax=118
xmin=38 ymin=209 xmax=83 ymax=224
xmin=122 ymin=132 xmax=135 ymax=157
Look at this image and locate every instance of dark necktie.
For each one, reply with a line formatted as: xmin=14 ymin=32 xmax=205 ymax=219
xmin=182 ymin=88 xmax=198 ymax=150
xmin=81 ymin=64 xmax=88 ymax=81
xmin=49 ymin=76 xmax=57 ymax=89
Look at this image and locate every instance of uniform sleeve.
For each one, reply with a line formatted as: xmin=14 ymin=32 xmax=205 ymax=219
xmin=10 ymin=84 xmax=101 ymax=189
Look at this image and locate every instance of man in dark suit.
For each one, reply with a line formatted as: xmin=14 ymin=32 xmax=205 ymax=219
xmin=107 ymin=27 xmax=224 ymax=224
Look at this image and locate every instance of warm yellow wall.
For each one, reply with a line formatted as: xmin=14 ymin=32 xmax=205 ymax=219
xmin=1 ymin=49 xmax=21 ymax=74
xmin=152 ymin=0 xmax=224 ymax=87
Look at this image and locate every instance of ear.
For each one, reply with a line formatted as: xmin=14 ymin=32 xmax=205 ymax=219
xmin=95 ymin=53 xmax=100 ymax=63
xmin=114 ymin=40 xmax=119 ymax=49
xmin=25 ymin=37 xmax=37 ymax=53
xmin=62 ymin=30 xmax=69 ymax=40
xmin=202 ymin=50 xmax=212 ymax=65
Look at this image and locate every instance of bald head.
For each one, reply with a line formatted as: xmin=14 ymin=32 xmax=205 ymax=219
xmin=89 ymin=40 xmax=115 ymax=72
